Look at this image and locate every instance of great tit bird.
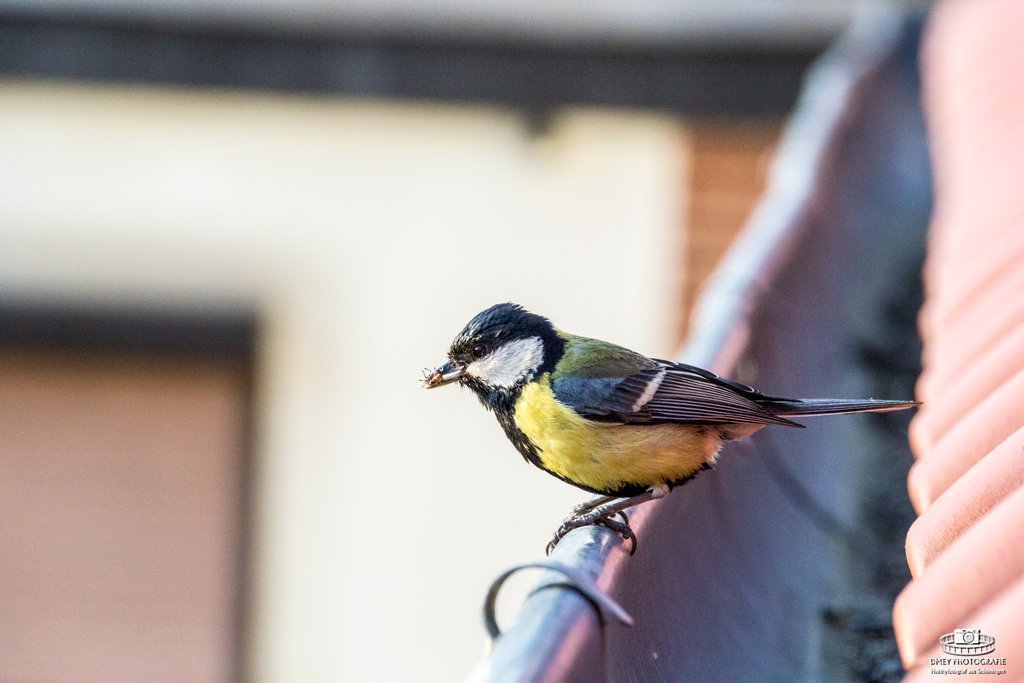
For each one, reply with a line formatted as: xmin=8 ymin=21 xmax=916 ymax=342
xmin=424 ymin=303 xmax=916 ymax=554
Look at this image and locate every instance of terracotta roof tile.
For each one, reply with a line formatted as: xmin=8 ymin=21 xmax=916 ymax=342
xmin=918 ymin=299 xmax=1024 ymax=410
xmin=901 ymin=574 xmax=1024 ymax=680
xmin=912 ymin=318 xmax=1024 ymax=439
xmin=894 ymin=484 xmax=1024 ymax=667
xmin=907 ymin=367 xmax=1024 ymax=511
xmin=926 ymin=256 xmax=1024 ymax=347
xmin=896 ymin=0 xmax=1024 ymax=674
xmin=905 ymin=424 xmax=1024 ymax=578
xmin=918 ymin=227 xmax=1024 ymax=342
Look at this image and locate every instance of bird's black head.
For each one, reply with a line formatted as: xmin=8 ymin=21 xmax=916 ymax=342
xmin=424 ymin=303 xmax=564 ymax=400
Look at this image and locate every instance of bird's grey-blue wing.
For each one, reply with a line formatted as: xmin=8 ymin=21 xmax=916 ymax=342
xmin=550 ymin=369 xmax=664 ymax=419
xmin=552 ymin=361 xmax=798 ymax=427
xmin=643 ymin=366 xmax=797 ymax=426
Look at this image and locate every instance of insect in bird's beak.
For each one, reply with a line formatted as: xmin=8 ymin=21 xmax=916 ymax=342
xmin=423 ymin=361 xmax=467 ymax=388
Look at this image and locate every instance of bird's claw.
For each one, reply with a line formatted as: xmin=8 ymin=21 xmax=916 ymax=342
xmin=545 ymin=521 xmax=576 ymax=556
xmin=568 ymin=498 xmax=604 ymax=517
xmin=596 ymin=516 xmax=637 ymax=556
xmin=545 ymin=505 xmax=636 ymax=556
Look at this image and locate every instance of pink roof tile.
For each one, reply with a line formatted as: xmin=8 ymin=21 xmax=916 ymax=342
xmin=918 ymin=299 xmax=1024 ymax=410
xmin=894 ymin=484 xmax=1024 ymax=667
xmin=905 ymin=424 xmax=1024 ymax=577
xmin=907 ymin=367 xmax=1024 ymax=511
xmin=913 ymin=317 xmax=1024 ymax=428
xmin=918 ymin=226 xmax=1024 ymax=342
xmin=911 ymin=335 xmax=1024 ymax=456
xmin=901 ymin=574 xmax=1024 ymax=680
xmin=897 ymin=0 xmax=1024 ymax=674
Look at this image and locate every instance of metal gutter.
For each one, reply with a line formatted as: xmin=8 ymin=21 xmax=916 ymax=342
xmin=466 ymin=7 xmax=930 ymax=682
xmin=682 ymin=9 xmax=903 ymax=374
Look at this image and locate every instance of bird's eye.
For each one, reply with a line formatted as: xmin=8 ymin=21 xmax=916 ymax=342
xmin=472 ymin=344 xmax=488 ymax=358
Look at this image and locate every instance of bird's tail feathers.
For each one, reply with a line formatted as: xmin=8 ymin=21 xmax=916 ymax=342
xmin=765 ymin=398 xmax=918 ymax=418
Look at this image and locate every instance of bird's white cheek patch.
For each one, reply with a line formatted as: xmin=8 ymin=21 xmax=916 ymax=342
xmin=468 ymin=336 xmax=544 ymax=388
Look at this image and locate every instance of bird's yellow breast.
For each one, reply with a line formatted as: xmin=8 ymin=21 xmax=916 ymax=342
xmin=513 ymin=376 xmax=716 ymax=494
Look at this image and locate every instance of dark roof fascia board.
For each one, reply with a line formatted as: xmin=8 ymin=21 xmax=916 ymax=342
xmin=0 ymin=2 xmax=860 ymax=50
xmin=0 ymin=8 xmax=824 ymax=116
xmin=0 ymin=302 xmax=257 ymax=360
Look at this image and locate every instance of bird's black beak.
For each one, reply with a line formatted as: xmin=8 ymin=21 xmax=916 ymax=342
xmin=423 ymin=361 xmax=467 ymax=389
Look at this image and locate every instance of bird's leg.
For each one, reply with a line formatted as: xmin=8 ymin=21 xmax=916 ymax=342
xmin=567 ymin=495 xmax=618 ymax=520
xmin=549 ymin=495 xmax=630 ymax=556
xmin=546 ymin=485 xmax=670 ymax=556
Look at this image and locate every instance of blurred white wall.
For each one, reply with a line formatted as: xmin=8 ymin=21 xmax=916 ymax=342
xmin=0 ymin=81 xmax=687 ymax=682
